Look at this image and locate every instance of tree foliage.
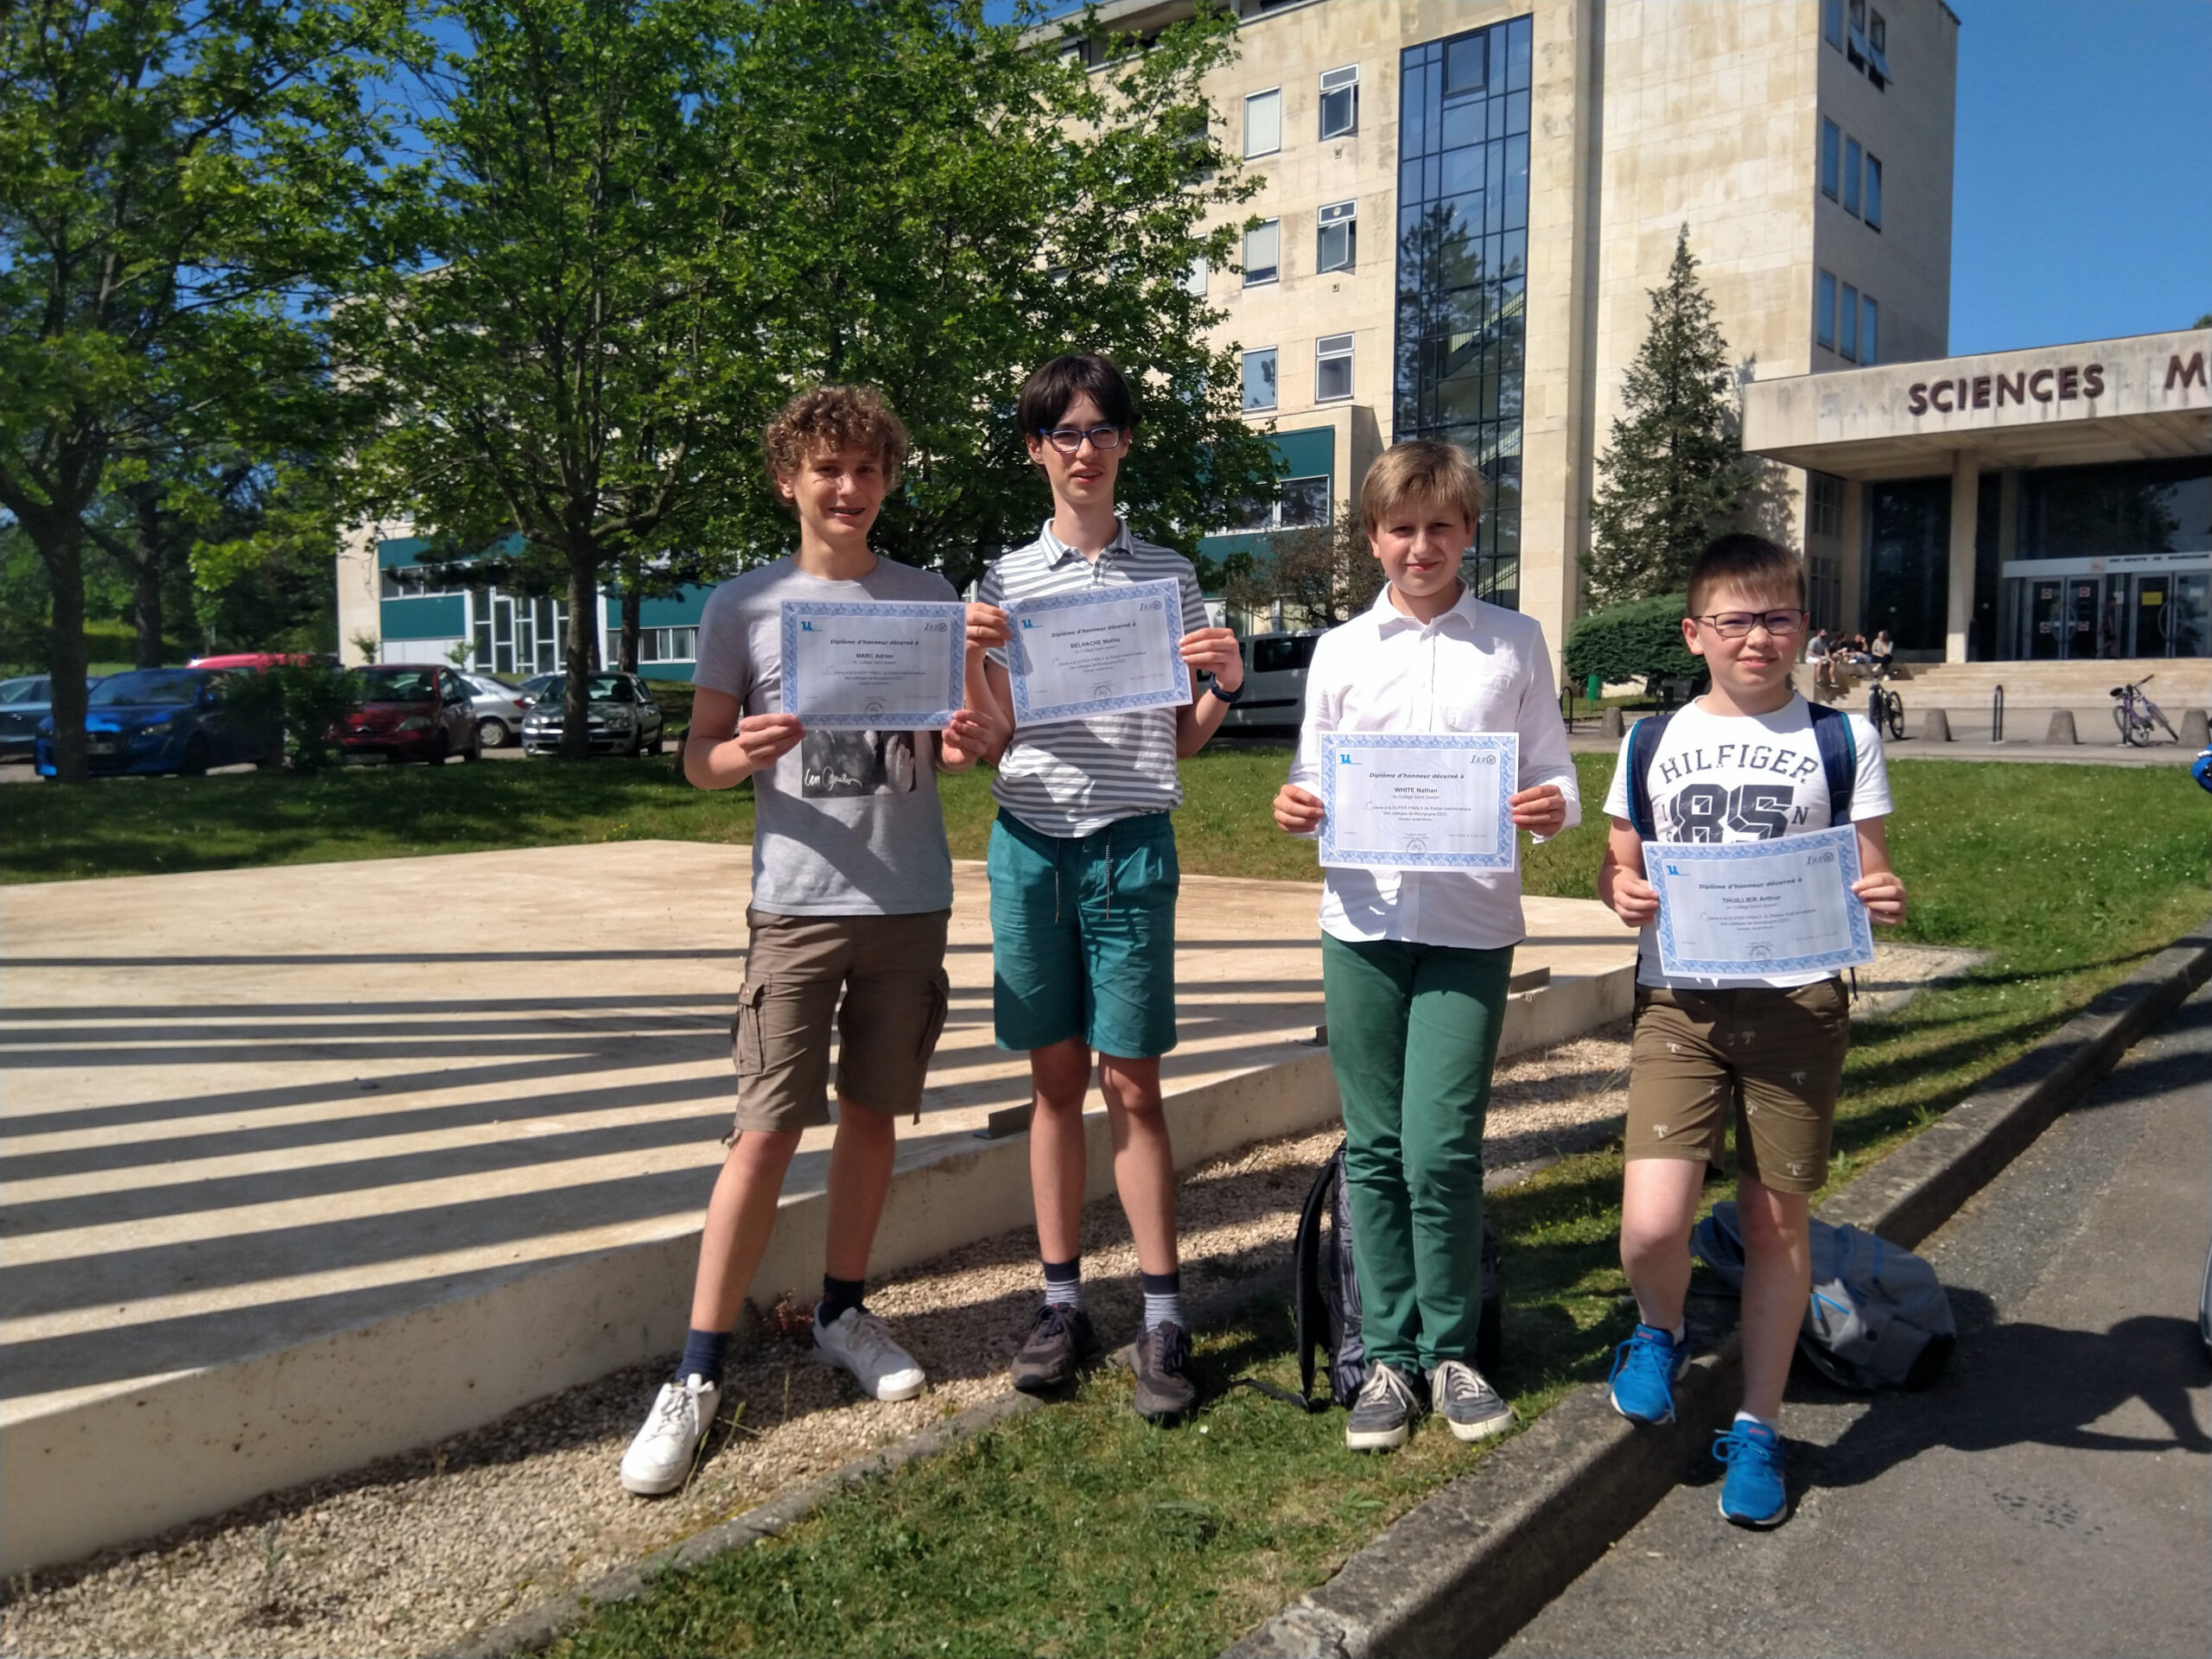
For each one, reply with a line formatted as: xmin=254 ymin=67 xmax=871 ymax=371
xmin=1229 ymin=503 xmax=1382 ymax=629
xmin=1562 ymin=593 xmax=1701 ymax=698
xmin=0 ymin=0 xmax=410 ymax=779
xmin=339 ymin=0 xmax=1276 ymax=756
xmin=1585 ymin=227 xmax=1752 ymax=609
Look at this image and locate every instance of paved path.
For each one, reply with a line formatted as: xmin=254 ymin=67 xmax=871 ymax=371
xmin=1505 ymin=976 xmax=2212 ymax=1658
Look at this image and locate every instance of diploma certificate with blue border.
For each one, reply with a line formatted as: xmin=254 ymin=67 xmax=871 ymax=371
xmin=778 ymin=600 xmax=966 ymax=730
xmin=1648 ymin=825 xmax=1875 ymax=978
xmin=1002 ymin=579 xmax=1189 ymax=727
xmin=1318 ymin=732 xmax=1518 ymax=871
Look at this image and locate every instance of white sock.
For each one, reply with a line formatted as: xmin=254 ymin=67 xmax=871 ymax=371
xmin=1734 ymin=1408 xmax=1777 ymax=1434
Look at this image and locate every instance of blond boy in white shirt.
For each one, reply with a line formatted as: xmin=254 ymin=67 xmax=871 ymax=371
xmin=1274 ymin=442 xmax=1579 ymax=1451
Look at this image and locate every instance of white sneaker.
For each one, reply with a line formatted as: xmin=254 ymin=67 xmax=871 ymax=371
xmin=813 ymin=1306 xmax=926 ymax=1401
xmin=619 ymin=1375 xmax=719 ymax=1496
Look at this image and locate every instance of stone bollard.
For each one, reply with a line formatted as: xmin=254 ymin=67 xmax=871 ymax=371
xmin=1599 ymin=706 xmax=1625 ymax=740
xmin=2046 ymin=709 xmax=2077 ymax=746
xmin=2182 ymin=708 xmax=2209 ymax=749
xmin=1922 ymin=707 xmax=1952 ymax=742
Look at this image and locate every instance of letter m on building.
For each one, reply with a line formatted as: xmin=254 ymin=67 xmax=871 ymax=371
xmin=2169 ymin=352 xmax=2208 ymax=391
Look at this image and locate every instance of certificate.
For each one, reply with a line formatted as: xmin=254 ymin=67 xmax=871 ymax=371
xmin=1318 ymin=732 xmax=1518 ymax=871
xmin=1003 ymin=578 xmax=1189 ymax=726
xmin=779 ymin=600 xmax=966 ymax=729
xmin=1648 ymin=825 xmax=1875 ymax=978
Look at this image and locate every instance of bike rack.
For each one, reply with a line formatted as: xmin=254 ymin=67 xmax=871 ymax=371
xmin=1991 ymin=683 xmax=2005 ymax=743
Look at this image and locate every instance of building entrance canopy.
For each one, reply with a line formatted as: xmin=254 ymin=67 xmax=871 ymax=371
xmin=1739 ymin=330 xmax=2210 ymax=664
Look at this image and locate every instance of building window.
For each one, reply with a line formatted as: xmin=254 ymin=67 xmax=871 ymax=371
xmin=1820 ymin=119 xmax=1841 ymax=200
xmin=1822 ymin=0 xmax=1843 ymax=49
xmin=1185 ymin=254 xmax=1209 ymax=296
xmin=383 ymin=565 xmax=464 ymax=599
xmin=1864 ymin=154 xmax=1883 ymax=229
xmin=1317 ymin=200 xmax=1356 ymax=272
xmin=1319 ymin=65 xmax=1358 ymax=139
xmin=1842 ymin=136 xmax=1863 ymax=216
xmin=1243 ymin=348 xmax=1278 ymax=411
xmin=1806 ymin=471 xmax=1846 ymax=540
xmin=1394 ymin=13 xmax=1532 ymax=612
xmin=1244 ymin=88 xmax=1281 ymax=158
xmin=1243 ymin=218 xmax=1280 ymax=286
xmin=1315 ymin=334 xmax=1354 ymax=402
xmin=1817 ymin=270 xmax=1838 ymax=350
xmin=636 ymin=626 xmax=697 ymax=664
xmin=1860 ymin=295 xmax=1878 ymax=366
xmin=1279 ymin=475 xmax=1331 ymax=527
xmin=1840 ymin=282 xmax=1860 ymax=361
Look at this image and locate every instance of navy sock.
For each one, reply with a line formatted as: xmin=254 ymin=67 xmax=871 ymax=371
xmin=1139 ymin=1268 xmax=1185 ymax=1333
xmin=1042 ymin=1255 xmax=1085 ymax=1310
xmin=675 ymin=1326 xmax=729 ymax=1389
xmin=817 ymin=1274 xmax=867 ymax=1326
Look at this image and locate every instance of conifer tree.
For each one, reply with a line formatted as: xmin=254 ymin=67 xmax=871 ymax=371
xmin=1585 ymin=226 xmax=1751 ymax=607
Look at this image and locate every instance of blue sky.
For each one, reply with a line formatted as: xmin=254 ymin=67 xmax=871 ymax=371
xmin=1947 ymin=0 xmax=2210 ymax=352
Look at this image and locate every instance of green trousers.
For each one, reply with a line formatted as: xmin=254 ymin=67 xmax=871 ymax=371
xmin=1321 ymin=931 xmax=1514 ymax=1374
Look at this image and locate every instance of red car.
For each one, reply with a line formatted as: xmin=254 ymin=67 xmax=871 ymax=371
xmin=337 ymin=664 xmax=482 ymax=765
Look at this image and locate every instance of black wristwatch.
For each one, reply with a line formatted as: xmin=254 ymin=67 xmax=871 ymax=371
xmin=1207 ymin=676 xmax=1246 ymax=704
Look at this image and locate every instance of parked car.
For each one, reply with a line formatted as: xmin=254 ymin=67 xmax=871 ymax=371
xmin=1216 ymin=628 xmax=1329 ymax=734
xmin=517 ymin=671 xmax=563 ymax=702
xmin=189 ymin=652 xmax=337 ymax=671
xmin=32 ymin=667 xmax=282 ymax=776
xmin=457 ymin=671 xmax=536 ymax=749
xmin=1 ymin=674 xmax=59 ymax=760
xmin=336 ymin=664 xmax=481 ymax=765
xmin=520 ymin=671 xmax=666 ymax=756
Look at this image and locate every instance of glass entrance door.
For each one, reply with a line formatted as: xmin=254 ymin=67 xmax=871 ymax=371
xmin=2063 ymin=578 xmax=2100 ymax=658
xmin=2028 ymin=579 xmax=2063 ymax=658
xmin=472 ymin=590 xmax=566 ymax=677
xmin=2133 ymin=571 xmax=2211 ymax=658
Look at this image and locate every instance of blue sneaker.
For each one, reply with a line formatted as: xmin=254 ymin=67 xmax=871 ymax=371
xmin=1608 ymin=1324 xmax=1688 ymax=1425
xmin=1713 ymin=1419 xmax=1788 ymax=1528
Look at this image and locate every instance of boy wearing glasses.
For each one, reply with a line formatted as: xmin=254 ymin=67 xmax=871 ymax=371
xmin=976 ymin=353 xmax=1247 ymax=1421
xmin=1598 ymin=533 xmax=1906 ymax=1528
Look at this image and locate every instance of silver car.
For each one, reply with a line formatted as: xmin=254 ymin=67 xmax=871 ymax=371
xmin=457 ymin=671 xmax=536 ymax=749
xmin=1216 ymin=629 xmax=1328 ymax=734
xmin=520 ymin=671 xmax=667 ymax=756
xmin=1 ymin=675 xmax=55 ymax=760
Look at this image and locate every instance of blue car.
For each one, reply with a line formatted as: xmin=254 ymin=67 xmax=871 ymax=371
xmin=34 ymin=667 xmax=283 ymax=777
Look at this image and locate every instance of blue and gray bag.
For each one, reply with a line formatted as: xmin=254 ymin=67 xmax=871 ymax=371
xmin=1693 ymin=1200 xmax=1955 ymax=1390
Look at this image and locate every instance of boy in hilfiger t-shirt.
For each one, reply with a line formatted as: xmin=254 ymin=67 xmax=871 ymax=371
xmin=1598 ymin=533 xmax=1907 ymax=1529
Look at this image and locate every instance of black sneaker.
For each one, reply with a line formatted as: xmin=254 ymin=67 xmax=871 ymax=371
xmin=1131 ymin=1320 xmax=1198 ymax=1421
xmin=1009 ymin=1301 xmax=1098 ymax=1394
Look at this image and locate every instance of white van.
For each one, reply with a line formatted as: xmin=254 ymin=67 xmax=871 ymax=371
xmin=1217 ymin=628 xmax=1330 ymax=734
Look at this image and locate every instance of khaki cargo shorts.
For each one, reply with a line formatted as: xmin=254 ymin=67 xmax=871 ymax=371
xmin=730 ymin=908 xmax=952 ymax=1134
xmin=1623 ymin=979 xmax=1850 ymax=1194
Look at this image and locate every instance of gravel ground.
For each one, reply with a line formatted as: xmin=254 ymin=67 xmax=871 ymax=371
xmin=3 ymin=942 xmax=1972 ymax=1659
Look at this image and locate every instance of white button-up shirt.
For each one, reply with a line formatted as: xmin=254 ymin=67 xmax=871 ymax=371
xmin=1288 ymin=584 xmax=1580 ymax=949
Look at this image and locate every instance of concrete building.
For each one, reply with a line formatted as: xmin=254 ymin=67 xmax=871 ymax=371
xmin=1085 ymin=0 xmax=1959 ymax=657
xmin=1744 ymin=328 xmax=2212 ymax=663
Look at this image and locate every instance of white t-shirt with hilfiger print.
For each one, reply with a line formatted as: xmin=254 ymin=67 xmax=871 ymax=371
xmin=1600 ymin=695 xmax=1893 ymax=990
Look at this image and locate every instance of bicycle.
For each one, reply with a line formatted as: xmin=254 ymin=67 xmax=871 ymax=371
xmin=2109 ymin=674 xmax=2178 ymax=747
xmin=1866 ymin=682 xmax=1904 ymax=741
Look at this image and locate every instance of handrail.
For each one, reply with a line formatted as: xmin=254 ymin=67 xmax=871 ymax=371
xmin=1991 ymin=683 xmax=2005 ymax=743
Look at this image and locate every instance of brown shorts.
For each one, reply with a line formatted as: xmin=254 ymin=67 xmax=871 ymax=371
xmin=1623 ymin=979 xmax=1850 ymax=1194
xmin=731 ymin=908 xmax=952 ymax=1134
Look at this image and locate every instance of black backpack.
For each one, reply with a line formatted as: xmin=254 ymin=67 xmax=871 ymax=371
xmin=1266 ymin=1140 xmax=1503 ymax=1410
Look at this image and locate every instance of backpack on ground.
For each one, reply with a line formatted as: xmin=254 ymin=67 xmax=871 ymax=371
xmin=1691 ymin=1200 xmax=1955 ymax=1390
xmin=1623 ymin=702 xmax=1857 ymax=842
xmin=1270 ymin=1140 xmax=1503 ymax=1410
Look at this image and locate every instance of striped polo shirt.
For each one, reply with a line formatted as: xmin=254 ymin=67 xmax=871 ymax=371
xmin=979 ymin=518 xmax=1211 ymax=839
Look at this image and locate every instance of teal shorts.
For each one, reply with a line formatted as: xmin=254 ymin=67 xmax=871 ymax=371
xmin=987 ymin=809 xmax=1180 ymax=1059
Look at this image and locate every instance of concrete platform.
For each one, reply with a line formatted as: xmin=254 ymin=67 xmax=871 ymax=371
xmin=0 ymin=842 xmax=1634 ymax=1573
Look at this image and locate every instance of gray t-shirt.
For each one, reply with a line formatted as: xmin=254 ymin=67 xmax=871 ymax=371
xmin=692 ymin=556 xmax=957 ymax=916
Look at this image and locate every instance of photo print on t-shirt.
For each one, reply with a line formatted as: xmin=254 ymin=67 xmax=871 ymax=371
xmin=801 ymin=729 xmax=918 ymax=798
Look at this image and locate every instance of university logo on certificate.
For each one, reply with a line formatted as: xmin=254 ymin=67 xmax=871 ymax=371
xmin=1318 ymin=732 xmax=1518 ymax=871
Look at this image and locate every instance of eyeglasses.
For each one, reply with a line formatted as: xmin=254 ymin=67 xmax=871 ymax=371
xmin=1694 ymin=609 xmax=1808 ymax=639
xmin=1036 ymin=425 xmax=1127 ymax=455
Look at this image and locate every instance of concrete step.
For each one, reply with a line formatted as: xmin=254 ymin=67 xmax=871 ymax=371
xmin=0 ymin=842 xmax=1636 ymax=1574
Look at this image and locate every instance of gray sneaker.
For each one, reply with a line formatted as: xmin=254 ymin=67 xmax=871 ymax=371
xmin=1344 ymin=1362 xmax=1427 ymax=1452
xmin=1431 ymin=1359 xmax=1514 ymax=1443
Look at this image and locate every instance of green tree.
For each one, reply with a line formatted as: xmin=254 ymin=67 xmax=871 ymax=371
xmin=1585 ymin=226 xmax=1751 ymax=609
xmin=0 ymin=0 xmax=408 ymax=780
xmin=1562 ymin=593 xmax=1702 ymax=702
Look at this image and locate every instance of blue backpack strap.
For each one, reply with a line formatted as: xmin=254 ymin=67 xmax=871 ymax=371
xmin=1808 ymin=702 xmax=1856 ymax=825
xmin=1624 ymin=711 xmax=1674 ymax=843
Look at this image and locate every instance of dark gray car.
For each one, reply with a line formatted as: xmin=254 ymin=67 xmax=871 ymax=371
xmin=1216 ymin=630 xmax=1327 ymax=734
xmin=0 ymin=675 xmax=54 ymax=760
xmin=520 ymin=671 xmax=666 ymax=756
